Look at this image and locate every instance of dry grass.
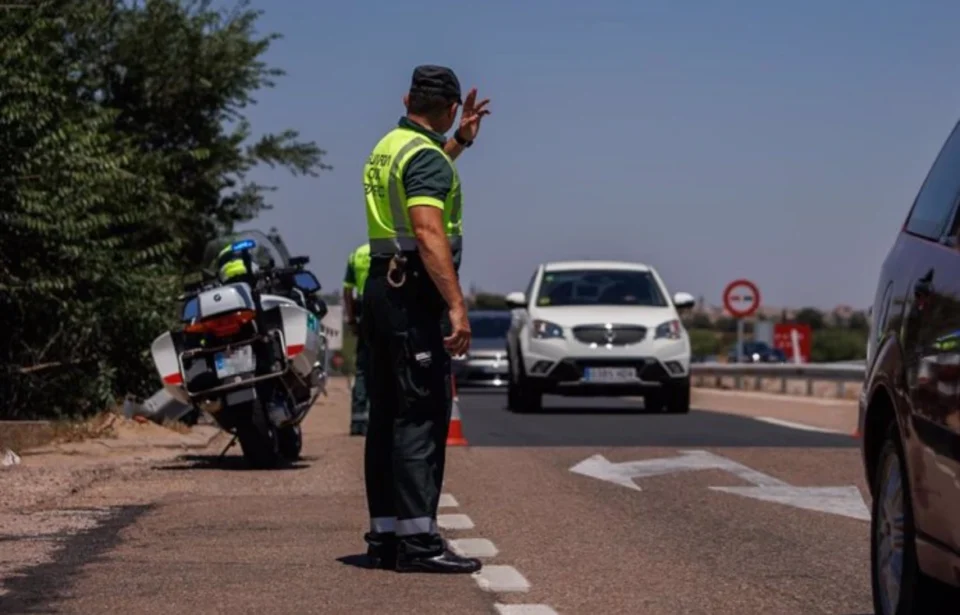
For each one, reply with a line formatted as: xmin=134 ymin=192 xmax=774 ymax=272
xmin=160 ymin=418 xmax=192 ymax=434
xmin=0 ymin=412 xmax=119 ymax=453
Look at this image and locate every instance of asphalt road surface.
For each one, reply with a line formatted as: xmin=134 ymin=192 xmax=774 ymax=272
xmin=0 ymin=381 xmax=923 ymax=615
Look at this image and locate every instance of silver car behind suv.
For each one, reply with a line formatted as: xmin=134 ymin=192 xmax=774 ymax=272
xmin=452 ymin=310 xmax=511 ymax=388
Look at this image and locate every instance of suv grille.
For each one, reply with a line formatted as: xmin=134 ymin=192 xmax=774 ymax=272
xmin=572 ymin=325 xmax=647 ymax=346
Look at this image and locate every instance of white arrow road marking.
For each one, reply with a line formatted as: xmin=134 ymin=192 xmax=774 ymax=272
xmin=710 ymin=485 xmax=870 ymax=521
xmin=569 ymin=450 xmax=869 ymax=521
xmin=569 ymin=450 xmax=786 ymax=491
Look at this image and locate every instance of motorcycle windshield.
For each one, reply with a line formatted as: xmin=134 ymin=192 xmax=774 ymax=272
xmin=202 ymin=229 xmax=292 ymax=271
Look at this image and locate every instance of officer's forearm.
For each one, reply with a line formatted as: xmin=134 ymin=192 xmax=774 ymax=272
xmin=414 ymin=224 xmax=464 ymax=311
xmin=443 ymin=138 xmax=465 ymax=161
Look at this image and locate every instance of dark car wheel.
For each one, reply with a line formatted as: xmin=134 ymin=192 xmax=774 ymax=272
xmin=870 ymin=422 xmax=940 ymax=615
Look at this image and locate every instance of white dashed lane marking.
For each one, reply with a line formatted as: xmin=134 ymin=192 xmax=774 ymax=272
xmin=472 ymin=565 xmax=531 ymax=592
xmin=449 ymin=538 xmax=499 ymax=557
xmin=439 ymin=493 xmax=558 ymax=611
xmin=495 ymin=605 xmax=560 ymax=615
xmin=437 ymin=513 xmax=474 ymax=530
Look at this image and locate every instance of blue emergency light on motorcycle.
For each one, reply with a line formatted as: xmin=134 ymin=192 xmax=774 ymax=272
xmin=231 ymin=239 xmax=257 ymax=252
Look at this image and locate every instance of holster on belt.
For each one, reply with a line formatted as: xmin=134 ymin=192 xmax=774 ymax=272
xmin=386 ymin=252 xmax=407 ymax=288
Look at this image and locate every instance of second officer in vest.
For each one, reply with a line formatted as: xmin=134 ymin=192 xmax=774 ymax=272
xmin=361 ymin=65 xmax=490 ymax=573
xmin=343 ymin=241 xmax=371 ymax=436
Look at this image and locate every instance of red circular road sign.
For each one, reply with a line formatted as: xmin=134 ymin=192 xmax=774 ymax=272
xmin=723 ymin=279 xmax=761 ymax=318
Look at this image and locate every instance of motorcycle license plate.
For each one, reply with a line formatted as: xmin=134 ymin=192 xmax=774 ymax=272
xmin=214 ymin=346 xmax=255 ymax=379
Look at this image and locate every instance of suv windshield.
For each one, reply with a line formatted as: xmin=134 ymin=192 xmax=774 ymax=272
xmin=536 ymin=269 xmax=667 ymax=307
xmin=469 ymin=314 xmax=512 ymax=339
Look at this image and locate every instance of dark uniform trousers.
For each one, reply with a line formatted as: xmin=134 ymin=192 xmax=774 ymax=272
xmin=350 ymin=302 xmax=370 ymax=427
xmin=362 ymin=254 xmax=453 ymax=559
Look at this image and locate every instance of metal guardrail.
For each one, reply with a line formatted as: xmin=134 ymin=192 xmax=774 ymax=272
xmin=689 ymin=362 xmax=866 ymax=398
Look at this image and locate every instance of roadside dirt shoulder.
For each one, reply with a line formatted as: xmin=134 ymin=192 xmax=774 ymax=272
xmin=0 ymin=414 xmax=224 ymax=513
xmin=692 ymin=387 xmax=858 ymax=434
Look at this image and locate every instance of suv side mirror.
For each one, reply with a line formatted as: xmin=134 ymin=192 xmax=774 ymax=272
xmin=505 ymin=291 xmax=527 ymax=309
xmin=293 ymin=271 xmax=321 ymax=293
xmin=673 ymin=291 xmax=696 ymax=310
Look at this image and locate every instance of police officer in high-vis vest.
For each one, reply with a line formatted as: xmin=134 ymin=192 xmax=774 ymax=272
xmin=361 ymin=65 xmax=490 ymax=573
xmin=343 ymin=241 xmax=371 ymax=436
xmin=216 ymin=243 xmax=260 ymax=284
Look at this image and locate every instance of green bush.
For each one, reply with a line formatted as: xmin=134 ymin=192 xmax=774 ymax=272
xmin=0 ymin=1 xmax=328 ymax=419
xmin=811 ymin=329 xmax=867 ymax=363
xmin=688 ymin=328 xmax=723 ymax=358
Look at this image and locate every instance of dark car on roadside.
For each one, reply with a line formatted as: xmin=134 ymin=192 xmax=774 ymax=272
xmin=452 ymin=310 xmax=512 ymax=388
xmin=859 ymin=118 xmax=960 ymax=614
xmin=726 ymin=340 xmax=786 ymax=363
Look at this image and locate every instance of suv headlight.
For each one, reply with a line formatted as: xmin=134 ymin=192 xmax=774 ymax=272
xmin=654 ymin=319 xmax=682 ymax=340
xmin=531 ymin=319 xmax=564 ymax=339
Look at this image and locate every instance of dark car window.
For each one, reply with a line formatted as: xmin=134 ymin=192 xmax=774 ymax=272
xmin=469 ymin=315 xmax=512 ymax=339
xmin=905 ymin=121 xmax=960 ymax=240
xmin=536 ymin=269 xmax=667 ymax=307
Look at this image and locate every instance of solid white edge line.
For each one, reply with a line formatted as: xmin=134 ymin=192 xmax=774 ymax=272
xmin=472 ymin=565 xmax=531 ymax=592
xmin=494 ymin=605 xmax=560 ymax=615
xmin=437 ymin=513 xmax=474 ymax=530
xmin=756 ymin=416 xmax=845 ymax=434
xmin=439 ymin=493 xmax=459 ymax=507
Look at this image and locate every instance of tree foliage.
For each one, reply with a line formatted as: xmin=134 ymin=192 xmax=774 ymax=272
xmin=0 ymin=0 xmax=328 ymax=419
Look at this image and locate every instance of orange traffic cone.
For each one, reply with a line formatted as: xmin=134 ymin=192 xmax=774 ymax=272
xmin=447 ymin=374 xmax=468 ymax=446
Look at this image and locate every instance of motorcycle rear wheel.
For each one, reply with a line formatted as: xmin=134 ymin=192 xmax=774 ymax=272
xmin=236 ymin=401 xmax=282 ymax=469
xmin=278 ymin=424 xmax=302 ymax=460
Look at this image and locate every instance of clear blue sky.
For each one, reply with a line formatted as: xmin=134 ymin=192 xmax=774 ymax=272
xmin=237 ymin=0 xmax=960 ymax=310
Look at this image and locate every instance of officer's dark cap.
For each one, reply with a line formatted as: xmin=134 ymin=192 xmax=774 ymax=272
xmin=409 ymin=65 xmax=462 ymax=105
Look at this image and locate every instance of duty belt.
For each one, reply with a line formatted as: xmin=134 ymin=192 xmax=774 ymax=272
xmin=368 ymin=235 xmax=462 ymax=253
xmin=369 ymin=236 xmax=463 ymax=289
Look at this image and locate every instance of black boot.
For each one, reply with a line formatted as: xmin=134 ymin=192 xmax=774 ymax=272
xmin=363 ymin=532 xmax=396 ymax=569
xmin=395 ymin=549 xmax=482 ymax=574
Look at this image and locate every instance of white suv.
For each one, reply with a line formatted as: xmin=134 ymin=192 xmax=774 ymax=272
xmin=504 ymin=260 xmax=695 ymax=413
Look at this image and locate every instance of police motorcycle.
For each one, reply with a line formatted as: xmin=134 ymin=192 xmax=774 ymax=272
xmin=149 ymin=230 xmax=328 ymax=468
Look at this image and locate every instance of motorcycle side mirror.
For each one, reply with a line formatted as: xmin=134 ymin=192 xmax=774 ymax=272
xmin=293 ymin=271 xmax=321 ymax=293
xmin=290 ymin=255 xmax=310 ymax=267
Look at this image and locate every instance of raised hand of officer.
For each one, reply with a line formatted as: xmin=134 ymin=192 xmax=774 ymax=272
xmin=456 ymin=88 xmax=490 ymax=142
xmin=444 ymin=303 xmax=472 ymax=357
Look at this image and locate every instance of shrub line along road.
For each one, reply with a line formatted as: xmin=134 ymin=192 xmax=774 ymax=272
xmin=0 ymin=379 xmax=917 ymax=614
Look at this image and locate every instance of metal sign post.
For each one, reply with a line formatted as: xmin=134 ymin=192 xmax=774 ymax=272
xmin=723 ymin=279 xmax=761 ymax=362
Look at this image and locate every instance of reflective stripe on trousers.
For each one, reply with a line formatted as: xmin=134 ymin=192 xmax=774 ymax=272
xmin=370 ymin=516 xmax=437 ymax=536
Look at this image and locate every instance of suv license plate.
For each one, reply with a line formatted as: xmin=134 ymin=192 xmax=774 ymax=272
xmin=214 ymin=346 xmax=255 ymax=379
xmin=584 ymin=367 xmax=637 ymax=383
